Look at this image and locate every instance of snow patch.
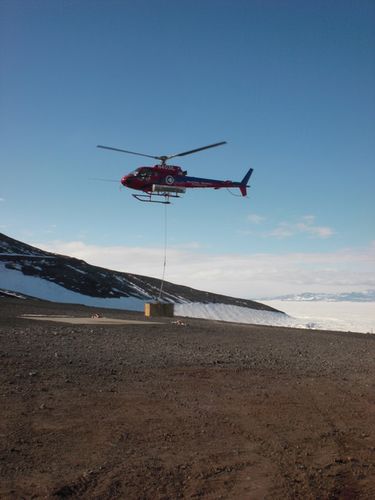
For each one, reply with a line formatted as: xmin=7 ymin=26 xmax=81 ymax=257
xmin=175 ymin=302 xmax=291 ymax=327
xmin=66 ymin=264 xmax=88 ymax=275
xmin=175 ymin=301 xmax=375 ymax=334
xmin=0 ymin=263 xmax=144 ymax=311
xmin=263 ymin=300 xmax=375 ymax=334
xmin=0 ymin=290 xmax=28 ymax=299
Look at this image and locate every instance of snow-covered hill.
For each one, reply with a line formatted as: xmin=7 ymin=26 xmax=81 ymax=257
xmin=0 ymin=233 xmax=279 ymax=313
xmin=4 ymin=234 xmax=374 ymax=333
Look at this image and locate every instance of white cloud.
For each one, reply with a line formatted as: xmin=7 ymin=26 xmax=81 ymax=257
xmin=247 ymin=213 xmax=266 ymax=224
xmin=43 ymin=224 xmax=57 ymax=234
xmin=297 ymin=223 xmax=333 ymax=238
xmin=267 ymin=215 xmax=334 ymax=239
xmin=268 ymin=222 xmax=294 ymax=238
xmin=34 ymin=239 xmax=375 ymax=300
xmin=301 ymin=215 xmax=316 ymax=223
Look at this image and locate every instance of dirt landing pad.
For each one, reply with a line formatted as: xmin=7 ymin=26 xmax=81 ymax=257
xmin=20 ymin=314 xmax=164 ymax=325
xmin=2 ymin=299 xmax=375 ymax=499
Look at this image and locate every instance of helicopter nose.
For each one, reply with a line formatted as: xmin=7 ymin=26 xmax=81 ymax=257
xmin=121 ymin=175 xmax=129 ymax=186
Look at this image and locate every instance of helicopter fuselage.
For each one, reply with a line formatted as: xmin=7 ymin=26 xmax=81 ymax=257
xmin=121 ymin=164 xmax=240 ymax=193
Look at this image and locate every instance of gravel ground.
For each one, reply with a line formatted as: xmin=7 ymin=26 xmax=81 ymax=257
xmin=1 ymin=298 xmax=375 ymax=499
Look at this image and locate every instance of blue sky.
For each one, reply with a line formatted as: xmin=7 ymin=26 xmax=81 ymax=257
xmin=1 ymin=0 xmax=374 ymax=298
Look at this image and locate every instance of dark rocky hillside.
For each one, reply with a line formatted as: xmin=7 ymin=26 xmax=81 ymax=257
xmin=0 ymin=232 xmax=280 ymax=312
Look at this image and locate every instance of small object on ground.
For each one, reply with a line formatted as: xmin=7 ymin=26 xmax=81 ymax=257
xmin=172 ymin=320 xmax=187 ymax=326
xmin=91 ymin=313 xmax=102 ymax=319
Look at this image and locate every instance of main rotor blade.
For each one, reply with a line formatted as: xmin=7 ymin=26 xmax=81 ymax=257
xmin=89 ymin=177 xmax=120 ymax=183
xmin=97 ymin=145 xmax=160 ymax=160
xmin=166 ymin=141 xmax=227 ymax=159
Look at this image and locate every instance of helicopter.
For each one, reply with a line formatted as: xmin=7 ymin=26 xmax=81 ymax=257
xmin=97 ymin=141 xmax=253 ymax=204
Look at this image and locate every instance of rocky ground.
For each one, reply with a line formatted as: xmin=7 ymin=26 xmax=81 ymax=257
xmin=1 ymin=298 xmax=375 ymax=499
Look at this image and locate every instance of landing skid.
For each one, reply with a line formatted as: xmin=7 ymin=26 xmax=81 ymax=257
xmin=132 ymin=192 xmax=183 ymax=204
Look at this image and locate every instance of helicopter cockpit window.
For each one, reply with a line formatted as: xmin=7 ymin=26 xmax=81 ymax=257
xmin=138 ymin=168 xmax=153 ymax=179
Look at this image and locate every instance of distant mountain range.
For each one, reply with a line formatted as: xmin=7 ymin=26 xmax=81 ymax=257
xmin=0 ymin=232 xmax=279 ymax=312
xmin=263 ymin=291 xmax=375 ymax=303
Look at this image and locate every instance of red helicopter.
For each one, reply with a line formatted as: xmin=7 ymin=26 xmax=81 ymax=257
xmin=97 ymin=141 xmax=253 ymax=204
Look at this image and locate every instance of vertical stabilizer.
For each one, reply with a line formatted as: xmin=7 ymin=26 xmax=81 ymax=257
xmin=239 ymin=168 xmax=253 ymax=196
